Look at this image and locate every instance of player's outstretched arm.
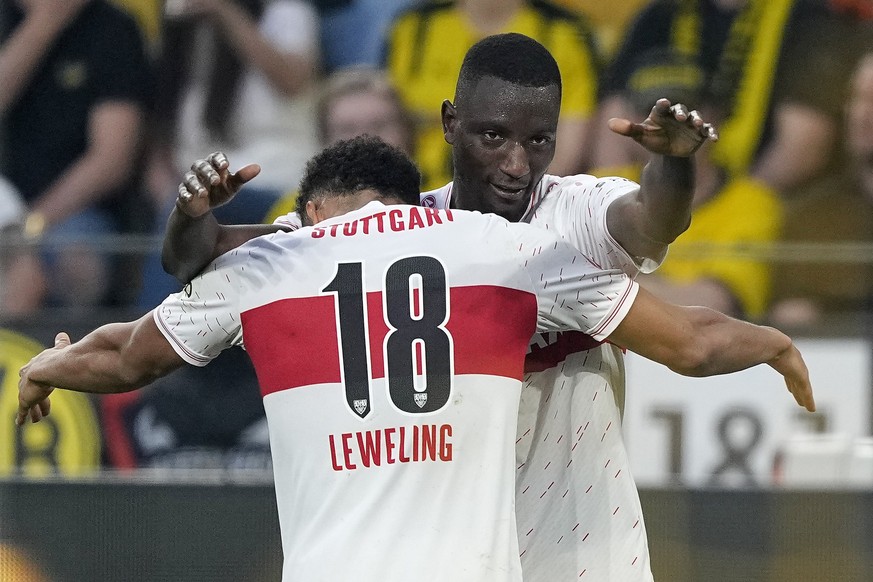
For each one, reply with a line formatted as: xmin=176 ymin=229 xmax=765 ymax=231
xmin=608 ymin=287 xmax=815 ymax=412
xmin=162 ymin=152 xmax=285 ymax=282
xmin=16 ymin=313 xmax=185 ymax=426
xmin=606 ymin=98 xmax=719 ymax=264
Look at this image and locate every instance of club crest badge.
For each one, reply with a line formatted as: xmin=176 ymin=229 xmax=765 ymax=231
xmin=353 ymin=399 xmax=368 ymax=416
xmin=414 ymin=393 xmax=428 ymax=408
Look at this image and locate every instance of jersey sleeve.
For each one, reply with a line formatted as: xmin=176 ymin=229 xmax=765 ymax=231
xmin=273 ymin=211 xmax=303 ymax=230
xmin=506 ymin=221 xmax=639 ymax=341
xmin=549 ymin=175 xmax=664 ymax=276
xmin=153 ymin=259 xmax=244 ymax=367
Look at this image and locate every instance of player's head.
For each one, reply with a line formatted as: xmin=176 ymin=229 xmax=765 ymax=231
xmin=442 ymin=33 xmax=562 ymax=222
xmin=296 ymin=135 xmax=422 ymax=225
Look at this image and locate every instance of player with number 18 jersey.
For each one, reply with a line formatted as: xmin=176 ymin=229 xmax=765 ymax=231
xmin=156 ymin=202 xmax=638 ymax=581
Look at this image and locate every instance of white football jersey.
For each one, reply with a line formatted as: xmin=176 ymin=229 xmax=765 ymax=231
xmin=422 ymin=176 xmax=658 ymax=582
xmin=157 ymin=202 xmax=638 ymax=582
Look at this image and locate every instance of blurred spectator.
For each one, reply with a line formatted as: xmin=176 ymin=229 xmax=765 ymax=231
xmin=0 ymin=0 xmax=154 ymax=313
xmin=318 ymin=0 xmax=417 ymax=72
xmin=146 ymin=0 xmax=321 ymax=214
xmin=264 ymin=66 xmax=416 ymax=222
xmin=383 ymin=0 xmax=600 ymax=190
xmin=594 ymin=0 xmax=849 ymax=197
xmin=0 ymin=176 xmax=44 ymax=316
xmin=138 ymin=65 xmax=415 ymax=308
xmin=137 ymin=0 xmax=322 ymax=308
xmin=111 ymin=0 xmax=163 ymax=47
xmin=769 ymin=51 xmax=873 ymax=329
xmin=317 ymin=66 xmax=416 ymax=153
xmin=549 ymin=0 xmax=649 ymax=58
xmin=619 ymin=49 xmax=784 ymax=319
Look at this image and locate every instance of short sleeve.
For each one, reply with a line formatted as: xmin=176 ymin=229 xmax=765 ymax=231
xmin=505 ymin=221 xmax=638 ymax=341
xmin=153 ymin=261 xmax=244 ymax=366
xmin=273 ymin=210 xmax=303 ymax=230
xmin=532 ymin=175 xmax=659 ymax=277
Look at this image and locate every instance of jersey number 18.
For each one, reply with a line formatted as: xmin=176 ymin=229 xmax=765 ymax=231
xmin=323 ymin=256 xmax=453 ymax=418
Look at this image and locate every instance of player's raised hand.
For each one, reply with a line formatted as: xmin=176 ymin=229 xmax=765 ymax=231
xmin=176 ymin=152 xmax=261 ymax=218
xmin=767 ymin=343 xmax=816 ymax=413
xmin=16 ymin=332 xmax=71 ymax=426
xmin=607 ymin=98 xmax=718 ymax=158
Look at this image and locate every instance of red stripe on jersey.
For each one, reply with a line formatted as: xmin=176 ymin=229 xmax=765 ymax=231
xmin=242 ymin=295 xmax=341 ymax=396
xmin=242 ymin=286 xmax=537 ymax=397
xmin=524 ymin=331 xmax=603 ymax=373
xmin=447 ymin=286 xmax=537 ymax=379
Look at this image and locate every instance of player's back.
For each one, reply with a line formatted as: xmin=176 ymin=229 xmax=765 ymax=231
xmin=232 ymin=203 xmax=548 ymax=581
xmin=220 ymin=201 xmax=635 ymax=581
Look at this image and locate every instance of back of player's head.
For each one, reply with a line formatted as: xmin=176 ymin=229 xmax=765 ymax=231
xmin=455 ymin=33 xmax=562 ymax=104
xmin=296 ymin=135 xmax=421 ymax=221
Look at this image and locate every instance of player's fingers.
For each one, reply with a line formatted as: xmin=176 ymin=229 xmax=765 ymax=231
xmin=687 ymin=110 xmax=703 ymax=127
xmin=206 ymin=151 xmax=229 ymax=171
xmin=36 ymin=398 xmax=51 ymax=421
xmin=800 ymin=382 xmax=816 ymax=413
xmin=15 ymin=403 xmax=28 ymax=426
xmin=229 ymin=164 xmax=261 ymax=189
xmin=703 ymin=123 xmax=719 ymax=141
xmin=788 ymin=377 xmax=815 ymax=413
xmin=180 ymin=171 xmax=205 ymax=199
xmin=29 ymin=404 xmax=43 ymax=424
xmin=54 ymin=332 xmax=71 ymax=348
xmin=192 ymin=159 xmax=221 ymax=186
xmin=651 ymin=98 xmax=672 ymax=115
xmin=669 ymin=103 xmax=689 ymax=120
xmin=178 ymin=182 xmax=193 ymax=203
xmin=607 ymin=118 xmax=641 ymax=138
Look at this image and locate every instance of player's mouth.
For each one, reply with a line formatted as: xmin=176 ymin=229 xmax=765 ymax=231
xmin=489 ymin=182 xmax=528 ymax=202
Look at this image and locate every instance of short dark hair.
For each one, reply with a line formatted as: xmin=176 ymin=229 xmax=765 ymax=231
xmin=296 ymin=136 xmax=421 ymax=221
xmin=455 ymin=33 xmax=562 ymax=103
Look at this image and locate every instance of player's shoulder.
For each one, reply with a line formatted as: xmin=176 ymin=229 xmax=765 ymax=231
xmin=536 ymin=173 xmax=637 ymax=201
xmin=214 ymin=228 xmax=304 ymax=269
xmin=420 ymin=182 xmax=453 ymax=209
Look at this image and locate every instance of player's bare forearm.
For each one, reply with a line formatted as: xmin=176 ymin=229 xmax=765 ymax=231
xmin=606 ymin=155 xmax=694 ymax=264
xmin=24 ymin=314 xmax=183 ymax=394
xmin=610 ymin=288 xmax=815 ymax=411
xmin=161 ymin=205 xmax=224 ymax=282
xmin=161 ymin=207 xmax=286 ymax=282
xmin=638 ymin=154 xmax=694 ymax=242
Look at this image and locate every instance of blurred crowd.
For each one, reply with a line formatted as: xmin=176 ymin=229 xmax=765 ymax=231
xmin=1 ymin=0 xmax=871 ymax=471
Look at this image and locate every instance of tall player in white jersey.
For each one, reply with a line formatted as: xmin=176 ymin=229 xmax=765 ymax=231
xmin=19 ymin=137 xmax=813 ymax=581
xmin=153 ymin=35 xmax=772 ymax=582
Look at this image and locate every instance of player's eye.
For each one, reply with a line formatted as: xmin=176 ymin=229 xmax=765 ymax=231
xmin=483 ymin=130 xmax=501 ymax=141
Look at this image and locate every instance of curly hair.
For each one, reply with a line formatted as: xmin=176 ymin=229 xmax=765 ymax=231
xmin=455 ymin=33 xmax=562 ymax=104
xmin=296 ymin=136 xmax=421 ymax=222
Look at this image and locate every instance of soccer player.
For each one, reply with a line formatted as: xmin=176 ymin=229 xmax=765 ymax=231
xmin=158 ymin=35 xmax=728 ymax=581
xmin=19 ymin=136 xmax=811 ymax=582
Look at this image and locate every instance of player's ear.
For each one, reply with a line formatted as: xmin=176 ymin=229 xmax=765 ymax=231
xmin=305 ymin=200 xmax=319 ymax=225
xmin=442 ymin=99 xmax=458 ymax=144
